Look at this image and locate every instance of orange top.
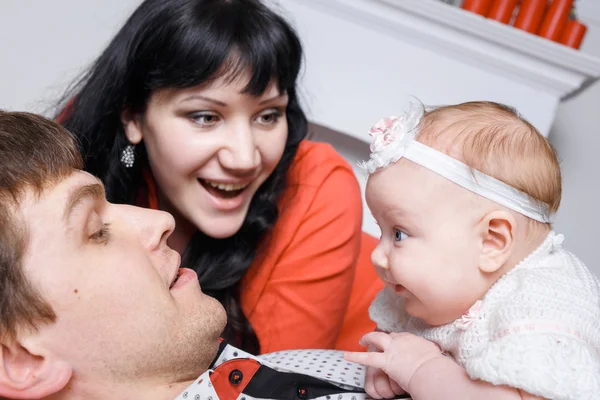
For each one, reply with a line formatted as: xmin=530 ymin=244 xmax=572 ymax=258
xmin=335 ymin=232 xmax=383 ymax=351
xmin=146 ymin=140 xmax=381 ymax=353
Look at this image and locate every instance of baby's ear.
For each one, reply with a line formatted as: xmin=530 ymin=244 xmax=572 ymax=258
xmin=477 ymin=210 xmax=515 ymax=274
xmin=0 ymin=338 xmax=72 ymax=399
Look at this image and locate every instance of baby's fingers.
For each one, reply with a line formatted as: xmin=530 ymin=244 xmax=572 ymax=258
xmin=343 ymin=351 xmax=387 ymax=370
xmin=389 ymin=379 xmax=404 ymax=395
xmin=369 ymin=367 xmax=401 ymax=399
xmin=358 ymin=331 xmax=393 ymax=351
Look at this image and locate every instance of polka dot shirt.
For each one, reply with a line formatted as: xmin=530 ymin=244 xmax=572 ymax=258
xmin=174 ymin=343 xmax=411 ymax=400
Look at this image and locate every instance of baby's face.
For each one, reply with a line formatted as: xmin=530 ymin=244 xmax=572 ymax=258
xmin=366 ymin=159 xmax=491 ymax=326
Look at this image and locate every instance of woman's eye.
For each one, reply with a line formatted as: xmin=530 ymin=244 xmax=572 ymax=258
xmin=190 ymin=112 xmax=220 ymax=126
xmin=256 ymin=110 xmax=282 ymax=125
xmin=394 ymin=228 xmax=408 ymax=242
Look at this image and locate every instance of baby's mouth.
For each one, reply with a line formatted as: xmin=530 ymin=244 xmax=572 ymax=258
xmin=393 ymin=284 xmax=405 ymax=293
xmin=387 ymin=282 xmax=406 ymax=294
xmin=198 ymin=179 xmax=249 ymax=199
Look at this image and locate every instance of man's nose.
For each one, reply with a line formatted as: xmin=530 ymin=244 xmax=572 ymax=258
xmin=120 ymin=205 xmax=175 ymax=251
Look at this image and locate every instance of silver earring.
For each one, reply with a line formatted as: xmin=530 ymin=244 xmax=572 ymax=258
xmin=121 ymin=144 xmax=135 ymax=168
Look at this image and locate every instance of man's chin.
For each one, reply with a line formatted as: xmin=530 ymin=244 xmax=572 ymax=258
xmin=206 ymin=295 xmax=228 ymax=338
xmin=216 ymin=304 xmax=228 ymax=337
xmin=183 ymin=299 xmax=229 ymax=373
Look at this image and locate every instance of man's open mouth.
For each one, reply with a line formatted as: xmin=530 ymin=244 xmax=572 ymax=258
xmin=169 ymin=269 xmax=182 ymax=289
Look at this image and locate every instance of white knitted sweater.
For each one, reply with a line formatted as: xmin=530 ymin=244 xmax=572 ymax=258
xmin=369 ymin=232 xmax=600 ymax=400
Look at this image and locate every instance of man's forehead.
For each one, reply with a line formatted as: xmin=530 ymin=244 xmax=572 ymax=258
xmin=20 ymin=171 xmax=101 ymax=216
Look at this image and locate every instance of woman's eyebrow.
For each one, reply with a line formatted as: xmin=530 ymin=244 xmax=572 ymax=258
xmin=180 ymin=94 xmax=226 ymax=107
xmin=259 ymin=93 xmax=288 ymax=105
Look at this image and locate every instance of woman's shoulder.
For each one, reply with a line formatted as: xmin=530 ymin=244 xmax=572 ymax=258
xmin=279 ymin=140 xmax=361 ymax=216
xmin=241 ymin=140 xmax=364 ymax=341
xmin=272 ymin=138 xmax=362 ymax=245
xmin=289 ymin=140 xmax=356 ymax=185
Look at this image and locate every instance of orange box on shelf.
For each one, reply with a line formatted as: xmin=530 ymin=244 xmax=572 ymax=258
xmin=488 ymin=0 xmax=519 ymax=24
xmin=539 ymin=0 xmax=574 ymax=42
xmin=513 ymin=0 xmax=548 ymax=33
xmin=462 ymin=0 xmax=494 ymax=16
xmin=559 ymin=19 xmax=587 ymax=49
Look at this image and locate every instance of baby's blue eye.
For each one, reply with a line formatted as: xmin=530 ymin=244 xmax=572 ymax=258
xmin=394 ymin=229 xmax=408 ymax=242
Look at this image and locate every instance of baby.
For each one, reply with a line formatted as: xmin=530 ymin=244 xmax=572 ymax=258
xmin=344 ymin=101 xmax=600 ymax=400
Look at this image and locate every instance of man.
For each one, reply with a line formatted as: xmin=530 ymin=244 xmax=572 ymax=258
xmin=0 ymin=111 xmax=381 ymax=399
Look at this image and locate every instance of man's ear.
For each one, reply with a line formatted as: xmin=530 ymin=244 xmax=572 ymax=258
xmin=0 ymin=339 xmax=72 ymax=399
xmin=121 ymin=108 xmax=144 ymax=145
xmin=478 ymin=210 xmax=515 ymax=274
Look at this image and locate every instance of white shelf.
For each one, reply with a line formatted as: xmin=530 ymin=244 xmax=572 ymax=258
xmin=304 ymin=0 xmax=600 ymax=101
xmin=281 ymin=0 xmax=600 ymax=138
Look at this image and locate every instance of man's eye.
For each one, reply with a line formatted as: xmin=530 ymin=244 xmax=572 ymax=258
xmin=90 ymin=223 xmax=111 ymax=243
xmin=394 ymin=229 xmax=408 ymax=242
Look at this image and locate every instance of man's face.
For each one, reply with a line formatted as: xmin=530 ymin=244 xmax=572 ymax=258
xmin=19 ymin=171 xmax=226 ymax=385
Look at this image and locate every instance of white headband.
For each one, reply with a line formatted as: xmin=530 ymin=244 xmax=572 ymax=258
xmin=359 ymin=102 xmax=554 ymax=224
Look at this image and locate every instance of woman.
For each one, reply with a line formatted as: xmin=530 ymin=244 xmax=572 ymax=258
xmin=57 ymin=0 xmax=381 ymax=354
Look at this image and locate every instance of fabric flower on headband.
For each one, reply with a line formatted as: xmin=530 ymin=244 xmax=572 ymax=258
xmin=359 ymin=101 xmax=425 ymax=174
xmin=368 ymin=116 xmax=402 ymax=153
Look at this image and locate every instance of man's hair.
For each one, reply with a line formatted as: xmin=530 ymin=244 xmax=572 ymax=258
xmin=417 ymin=101 xmax=562 ymax=217
xmin=0 ymin=111 xmax=83 ymax=341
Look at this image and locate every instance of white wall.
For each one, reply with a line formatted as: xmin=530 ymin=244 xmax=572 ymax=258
xmin=550 ymin=2 xmax=600 ymax=270
xmin=0 ymin=0 xmax=597 ymax=274
xmin=0 ymin=0 xmax=141 ymax=112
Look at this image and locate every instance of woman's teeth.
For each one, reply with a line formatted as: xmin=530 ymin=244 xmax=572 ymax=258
xmin=205 ymin=181 xmax=248 ymax=191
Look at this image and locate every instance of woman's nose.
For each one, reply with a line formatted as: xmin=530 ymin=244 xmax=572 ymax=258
xmin=219 ymin=123 xmax=260 ymax=174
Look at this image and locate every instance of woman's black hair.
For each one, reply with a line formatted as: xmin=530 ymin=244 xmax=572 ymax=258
xmin=57 ymin=0 xmax=307 ymax=354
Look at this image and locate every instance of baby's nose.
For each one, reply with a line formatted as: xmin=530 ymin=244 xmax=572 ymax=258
xmin=371 ymin=246 xmax=389 ymax=270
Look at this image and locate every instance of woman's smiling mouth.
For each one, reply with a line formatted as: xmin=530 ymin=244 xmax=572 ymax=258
xmin=199 ymin=179 xmax=250 ymax=199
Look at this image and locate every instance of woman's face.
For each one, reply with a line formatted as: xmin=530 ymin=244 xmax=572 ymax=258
xmin=123 ymin=73 xmax=289 ymax=243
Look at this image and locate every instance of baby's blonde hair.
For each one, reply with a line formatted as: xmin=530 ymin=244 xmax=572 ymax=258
xmin=416 ymin=101 xmax=561 ymax=220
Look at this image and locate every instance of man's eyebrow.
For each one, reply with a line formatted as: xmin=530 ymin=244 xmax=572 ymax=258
xmin=62 ymin=182 xmax=106 ymax=224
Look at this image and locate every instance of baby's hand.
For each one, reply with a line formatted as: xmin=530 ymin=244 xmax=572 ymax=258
xmin=344 ymin=331 xmax=443 ymax=394
xmin=364 ymin=364 xmax=405 ymax=399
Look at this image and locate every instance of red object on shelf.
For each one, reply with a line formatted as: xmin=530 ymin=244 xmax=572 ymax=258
xmin=462 ymin=0 xmax=494 ymax=16
xmin=514 ymin=0 xmax=547 ymax=33
xmin=488 ymin=0 xmax=519 ymax=24
xmin=539 ymin=0 xmax=574 ymax=42
xmin=559 ymin=19 xmax=587 ymax=49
